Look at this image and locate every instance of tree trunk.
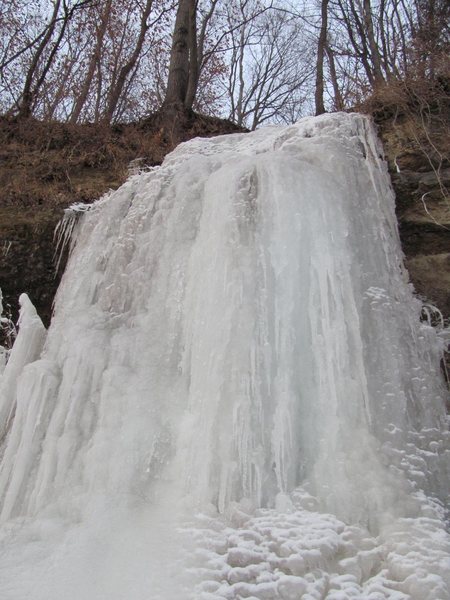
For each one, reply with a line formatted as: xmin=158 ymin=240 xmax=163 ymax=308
xmin=363 ymin=0 xmax=384 ymax=84
xmin=29 ymin=4 xmax=73 ymax=115
xmin=315 ymin=0 xmax=329 ymax=116
xmin=184 ymin=1 xmax=198 ymax=110
xmin=70 ymin=0 xmax=112 ymax=124
xmin=337 ymin=0 xmax=375 ymax=86
xmin=104 ymin=0 xmax=154 ymax=122
xmin=164 ymin=0 xmax=192 ymax=107
xmin=325 ymin=44 xmax=344 ymax=111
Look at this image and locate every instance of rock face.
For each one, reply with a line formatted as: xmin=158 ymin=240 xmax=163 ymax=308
xmin=0 ymin=208 xmax=62 ymax=329
xmin=393 ymin=168 xmax=450 ymax=319
xmin=375 ymin=107 xmax=449 ymax=382
xmin=378 ymin=139 xmax=450 ymax=323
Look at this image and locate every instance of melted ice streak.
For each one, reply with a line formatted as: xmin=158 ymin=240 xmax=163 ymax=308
xmin=0 ymin=113 xmax=449 ymax=599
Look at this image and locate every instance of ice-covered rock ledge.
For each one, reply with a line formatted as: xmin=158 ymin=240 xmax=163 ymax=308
xmin=0 ymin=113 xmax=449 ymax=599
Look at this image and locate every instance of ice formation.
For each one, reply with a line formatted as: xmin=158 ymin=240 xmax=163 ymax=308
xmin=0 ymin=113 xmax=449 ymax=599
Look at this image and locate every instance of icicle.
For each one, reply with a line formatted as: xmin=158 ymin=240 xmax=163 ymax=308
xmin=127 ymin=157 xmax=146 ymax=176
xmin=421 ymin=302 xmax=445 ymax=329
xmin=53 ymin=202 xmax=93 ymax=274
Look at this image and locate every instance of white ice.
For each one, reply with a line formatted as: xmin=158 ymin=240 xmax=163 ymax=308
xmin=0 ymin=113 xmax=449 ymax=599
xmin=0 ymin=293 xmax=46 ymax=444
xmin=0 ymin=290 xmax=7 ymax=375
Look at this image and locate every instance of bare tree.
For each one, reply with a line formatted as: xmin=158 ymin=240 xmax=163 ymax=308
xmin=70 ymin=0 xmax=113 ymax=123
xmin=163 ymin=0 xmax=268 ymax=113
xmin=18 ymin=0 xmax=92 ymax=118
xmin=2 ymin=0 xmax=443 ymax=128
xmin=325 ymin=43 xmax=344 ymax=110
xmin=225 ymin=2 xmax=314 ymax=129
xmin=315 ymin=0 xmax=329 ymax=115
xmin=164 ymin=0 xmax=193 ymax=107
xmin=104 ymin=0 xmax=161 ymax=122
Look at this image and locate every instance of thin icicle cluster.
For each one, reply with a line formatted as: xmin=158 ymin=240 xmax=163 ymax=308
xmin=53 ymin=202 xmax=94 ymax=273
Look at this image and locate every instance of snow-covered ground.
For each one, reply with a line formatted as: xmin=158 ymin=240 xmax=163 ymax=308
xmin=0 ymin=113 xmax=449 ymax=599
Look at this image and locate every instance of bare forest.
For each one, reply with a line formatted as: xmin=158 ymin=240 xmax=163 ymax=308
xmin=0 ymin=0 xmax=448 ymax=128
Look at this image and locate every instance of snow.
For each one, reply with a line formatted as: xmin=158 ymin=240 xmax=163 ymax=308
xmin=0 ymin=112 xmax=449 ymax=599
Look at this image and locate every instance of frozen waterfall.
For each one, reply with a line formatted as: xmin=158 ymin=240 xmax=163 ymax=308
xmin=0 ymin=113 xmax=449 ymax=599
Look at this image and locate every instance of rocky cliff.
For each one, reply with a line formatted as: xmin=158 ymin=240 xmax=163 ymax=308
xmin=375 ymin=108 xmax=449 ymax=323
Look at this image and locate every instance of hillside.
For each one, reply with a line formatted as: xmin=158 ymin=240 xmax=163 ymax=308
xmin=0 ymin=111 xmax=243 ymax=329
xmin=0 ymin=103 xmax=448 ymax=353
